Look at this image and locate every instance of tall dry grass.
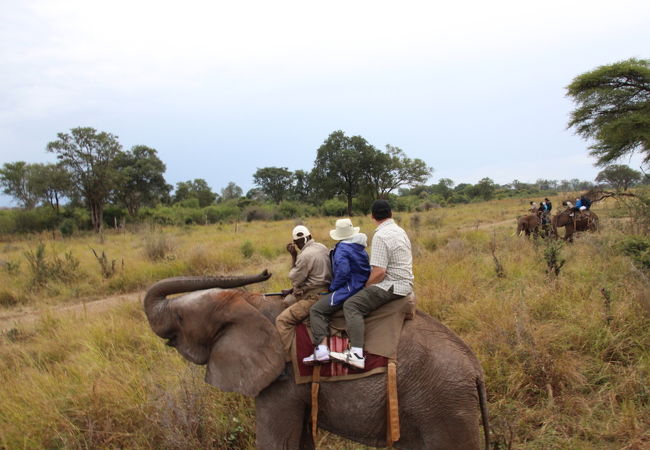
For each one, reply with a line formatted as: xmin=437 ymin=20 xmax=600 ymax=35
xmin=1 ymin=197 xmax=649 ymax=448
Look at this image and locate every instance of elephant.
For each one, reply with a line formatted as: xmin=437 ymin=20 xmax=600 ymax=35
xmin=144 ymin=271 xmax=490 ymax=450
xmin=552 ymin=209 xmax=599 ymax=242
xmin=516 ymin=213 xmax=541 ymax=237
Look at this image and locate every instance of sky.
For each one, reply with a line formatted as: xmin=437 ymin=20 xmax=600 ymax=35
xmin=1 ymin=0 xmax=649 ymax=206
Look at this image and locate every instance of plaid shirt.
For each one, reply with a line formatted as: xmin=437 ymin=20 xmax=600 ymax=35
xmin=369 ymin=219 xmax=413 ymax=295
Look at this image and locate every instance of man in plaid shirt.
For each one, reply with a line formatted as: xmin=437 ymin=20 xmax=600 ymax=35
xmin=330 ymin=200 xmax=414 ymax=369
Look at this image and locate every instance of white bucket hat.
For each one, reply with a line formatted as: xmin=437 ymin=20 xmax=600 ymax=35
xmin=292 ymin=225 xmax=311 ymax=240
xmin=330 ymin=218 xmax=360 ymax=241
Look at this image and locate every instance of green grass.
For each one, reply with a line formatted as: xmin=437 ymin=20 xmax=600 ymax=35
xmin=1 ymin=196 xmax=649 ymax=448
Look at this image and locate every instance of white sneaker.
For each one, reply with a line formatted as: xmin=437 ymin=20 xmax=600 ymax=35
xmin=329 ymin=349 xmax=365 ymax=369
xmin=302 ymin=350 xmax=330 ymax=365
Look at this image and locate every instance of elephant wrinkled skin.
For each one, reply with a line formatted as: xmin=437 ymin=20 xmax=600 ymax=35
xmin=144 ymin=271 xmax=490 ymax=449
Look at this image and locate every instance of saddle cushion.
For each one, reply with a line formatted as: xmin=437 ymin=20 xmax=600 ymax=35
xmin=291 ymin=293 xmax=417 ymax=384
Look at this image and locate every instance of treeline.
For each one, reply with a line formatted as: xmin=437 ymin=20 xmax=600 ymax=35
xmin=1 ymin=127 xmax=644 ymax=236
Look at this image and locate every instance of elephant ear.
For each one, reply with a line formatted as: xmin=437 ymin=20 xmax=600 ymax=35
xmin=205 ymin=292 xmax=286 ymax=397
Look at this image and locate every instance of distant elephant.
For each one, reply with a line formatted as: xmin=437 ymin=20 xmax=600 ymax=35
xmin=552 ymin=209 xmax=599 ymax=242
xmin=516 ymin=214 xmax=541 ymax=237
xmin=144 ymin=271 xmax=490 ymax=450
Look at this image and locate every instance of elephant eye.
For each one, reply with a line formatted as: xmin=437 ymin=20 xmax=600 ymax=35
xmin=175 ymin=313 xmax=183 ymax=323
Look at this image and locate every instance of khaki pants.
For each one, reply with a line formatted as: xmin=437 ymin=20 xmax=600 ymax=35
xmin=275 ymin=286 xmax=328 ymax=361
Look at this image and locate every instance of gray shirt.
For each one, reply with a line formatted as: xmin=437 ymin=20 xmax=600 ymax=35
xmin=369 ymin=219 xmax=414 ymax=296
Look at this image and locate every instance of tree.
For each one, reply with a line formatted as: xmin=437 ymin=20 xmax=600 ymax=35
xmin=469 ymin=177 xmax=496 ymax=201
xmin=595 ymin=164 xmax=643 ymax=191
xmin=30 ymin=163 xmax=72 ymax=212
xmin=173 ymin=179 xmax=217 ymax=207
xmin=566 ymin=58 xmax=650 ymax=166
xmin=221 ymin=181 xmax=243 ymax=201
xmin=288 ymin=170 xmax=313 ymax=203
xmin=0 ymin=162 xmax=40 ymax=209
xmin=429 ymin=178 xmax=454 ymax=200
xmin=47 ymin=127 xmax=123 ymax=232
xmin=253 ymin=167 xmax=294 ymax=204
xmin=311 ymin=131 xmax=374 ymax=216
xmin=364 ymin=145 xmax=432 ymax=199
xmin=114 ymin=145 xmax=170 ymax=216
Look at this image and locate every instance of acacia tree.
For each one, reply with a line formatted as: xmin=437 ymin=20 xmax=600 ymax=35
xmin=566 ymin=58 xmax=650 ymax=166
xmin=30 ymin=163 xmax=72 ymax=212
xmin=114 ymin=145 xmax=170 ymax=216
xmin=311 ymin=131 xmax=373 ymax=216
xmin=252 ymin=167 xmax=294 ymax=204
xmin=364 ymin=145 xmax=432 ymax=199
xmin=174 ymin=179 xmax=217 ymax=207
xmin=0 ymin=162 xmax=40 ymax=209
xmin=595 ymin=164 xmax=643 ymax=191
xmin=47 ymin=127 xmax=123 ymax=232
xmin=220 ymin=181 xmax=243 ymax=201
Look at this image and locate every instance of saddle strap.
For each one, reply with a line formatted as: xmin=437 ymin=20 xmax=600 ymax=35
xmin=386 ymin=360 xmax=401 ymax=445
xmin=311 ymin=365 xmax=321 ymax=447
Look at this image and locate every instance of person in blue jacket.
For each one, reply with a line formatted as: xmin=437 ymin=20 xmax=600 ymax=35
xmin=303 ymin=218 xmax=371 ymax=365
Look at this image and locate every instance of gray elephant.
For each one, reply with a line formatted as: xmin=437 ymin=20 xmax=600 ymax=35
xmin=144 ymin=271 xmax=490 ymax=449
xmin=516 ymin=213 xmax=541 ymax=237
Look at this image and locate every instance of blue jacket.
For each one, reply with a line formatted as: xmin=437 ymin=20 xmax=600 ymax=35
xmin=329 ymin=237 xmax=370 ymax=306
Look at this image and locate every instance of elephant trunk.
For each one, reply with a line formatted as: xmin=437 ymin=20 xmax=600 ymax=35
xmin=144 ymin=270 xmax=272 ymax=336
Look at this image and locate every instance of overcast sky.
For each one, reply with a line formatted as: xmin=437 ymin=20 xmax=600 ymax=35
xmin=1 ymin=0 xmax=649 ymax=205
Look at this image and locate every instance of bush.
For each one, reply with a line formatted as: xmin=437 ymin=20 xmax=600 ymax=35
xmin=0 ymin=211 xmax=15 ymax=234
xmin=240 ymin=241 xmax=254 ymax=259
xmin=59 ymin=218 xmax=75 ymax=237
xmin=13 ymin=208 xmax=60 ymax=233
xmin=144 ymin=232 xmax=176 ymax=261
xmin=322 ymin=199 xmax=347 ymax=216
xmin=23 ymin=243 xmax=81 ymax=288
xmin=62 ymin=207 xmax=92 ymax=231
xmin=277 ymin=201 xmax=302 ymax=219
xmin=243 ymin=206 xmax=272 ymax=222
xmin=103 ymin=206 xmax=127 ymax=228
xmin=617 ymin=235 xmax=650 ymax=269
xmin=204 ymin=205 xmax=240 ymax=223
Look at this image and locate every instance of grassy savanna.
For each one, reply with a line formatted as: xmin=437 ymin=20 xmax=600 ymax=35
xmin=1 ymin=195 xmax=649 ymax=449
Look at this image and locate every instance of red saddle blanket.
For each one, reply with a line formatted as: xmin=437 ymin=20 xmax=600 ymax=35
xmin=293 ymin=323 xmax=388 ymax=384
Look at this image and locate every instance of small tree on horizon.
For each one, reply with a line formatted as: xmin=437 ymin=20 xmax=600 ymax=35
xmin=595 ymin=164 xmax=643 ymax=191
xmin=47 ymin=127 xmax=123 ymax=232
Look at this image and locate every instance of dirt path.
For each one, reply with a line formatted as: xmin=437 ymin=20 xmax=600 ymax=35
xmin=0 ymin=291 xmax=144 ymax=332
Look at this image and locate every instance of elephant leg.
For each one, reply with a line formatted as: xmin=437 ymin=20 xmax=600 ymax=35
xmin=255 ymin=381 xmax=311 ymax=450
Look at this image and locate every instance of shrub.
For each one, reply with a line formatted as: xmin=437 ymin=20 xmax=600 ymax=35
xmin=13 ymin=208 xmax=60 ymax=233
xmin=91 ymin=248 xmax=118 ymax=279
xmin=543 ymin=239 xmax=566 ymax=276
xmin=240 ymin=241 xmax=254 ymax=259
xmin=204 ymin=205 xmax=240 ymax=223
xmin=243 ymin=206 xmax=272 ymax=222
xmin=144 ymin=232 xmax=176 ymax=261
xmin=103 ymin=206 xmax=127 ymax=228
xmin=59 ymin=218 xmax=75 ymax=237
xmin=322 ymin=199 xmax=347 ymax=216
xmin=617 ymin=235 xmax=650 ymax=269
xmin=0 ymin=289 xmax=24 ymax=307
xmin=23 ymin=243 xmax=81 ymax=287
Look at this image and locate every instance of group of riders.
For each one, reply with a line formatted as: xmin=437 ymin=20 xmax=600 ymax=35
xmin=530 ymin=195 xmax=593 ymax=222
xmin=526 ymin=195 xmax=596 ymax=238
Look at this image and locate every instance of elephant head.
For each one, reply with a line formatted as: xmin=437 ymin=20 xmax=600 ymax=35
xmin=144 ymin=270 xmax=286 ymax=397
